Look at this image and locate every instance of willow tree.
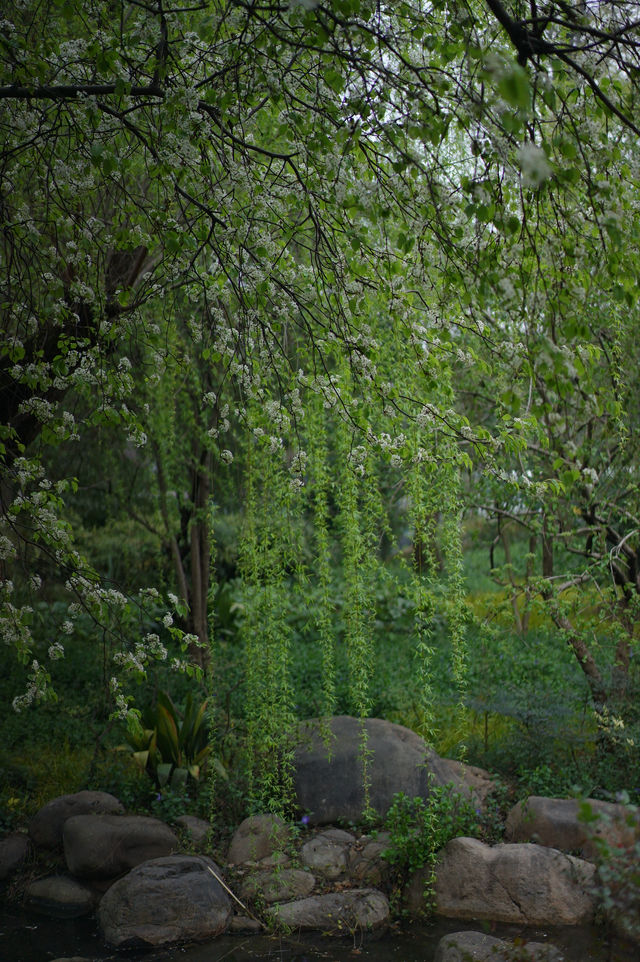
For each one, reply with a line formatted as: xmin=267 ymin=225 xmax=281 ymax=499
xmin=2 ymin=1 xmax=640 ymax=795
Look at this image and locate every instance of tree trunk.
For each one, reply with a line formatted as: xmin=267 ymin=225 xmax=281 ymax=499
xmin=545 ymin=597 xmax=608 ymax=716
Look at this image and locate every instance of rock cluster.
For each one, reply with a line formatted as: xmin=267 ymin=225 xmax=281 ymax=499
xmin=229 ymin=813 xmax=391 ymax=936
xmin=1 ymin=716 xmax=637 ymax=957
xmin=28 ymin=790 xmax=125 ymax=850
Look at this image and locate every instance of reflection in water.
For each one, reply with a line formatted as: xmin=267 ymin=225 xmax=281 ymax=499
xmin=0 ymin=906 xmax=637 ymax=962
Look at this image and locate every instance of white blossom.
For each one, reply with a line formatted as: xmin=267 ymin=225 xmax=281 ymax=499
xmin=517 ymin=142 xmax=552 ymax=188
xmin=0 ymin=536 xmax=17 ymax=560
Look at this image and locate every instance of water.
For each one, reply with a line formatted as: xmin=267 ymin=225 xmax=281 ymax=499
xmin=0 ymin=905 xmax=637 ymax=962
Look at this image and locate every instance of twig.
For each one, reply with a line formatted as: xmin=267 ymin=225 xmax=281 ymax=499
xmin=200 ymin=860 xmax=266 ymax=928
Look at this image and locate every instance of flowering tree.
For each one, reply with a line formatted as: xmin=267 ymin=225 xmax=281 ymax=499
xmin=2 ymin=1 xmax=640 ymax=794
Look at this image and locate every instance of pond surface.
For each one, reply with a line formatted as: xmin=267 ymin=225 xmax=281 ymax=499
xmin=0 ymin=905 xmax=637 ymax=962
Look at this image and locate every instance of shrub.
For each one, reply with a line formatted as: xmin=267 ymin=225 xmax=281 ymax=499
xmin=579 ymin=796 xmax=640 ymax=942
xmin=382 ymin=785 xmax=480 ymax=913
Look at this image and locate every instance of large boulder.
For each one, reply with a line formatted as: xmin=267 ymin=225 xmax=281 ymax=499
xmin=29 ymin=791 xmax=124 ymax=850
xmin=505 ymin=795 xmax=640 ymax=860
xmin=25 ymin=875 xmax=95 ymax=918
xmin=227 ymin=814 xmax=292 ymax=865
xmin=294 ymin=716 xmax=494 ymax=824
xmin=63 ymin=814 xmax=178 ymax=879
xmin=0 ymin=832 xmax=30 ymax=880
xmin=435 ymin=931 xmax=564 ymax=962
xmin=268 ymin=889 xmax=389 ymax=937
xmin=99 ymin=855 xmax=231 ymax=948
xmin=406 ymin=837 xmax=596 ymax=925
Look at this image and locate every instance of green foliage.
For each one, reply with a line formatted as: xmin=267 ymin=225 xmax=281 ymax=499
xmin=579 ymin=797 xmax=640 ymax=942
xmin=120 ymin=690 xmax=215 ymax=791
xmin=382 ymin=787 xmax=480 ymax=913
xmin=237 ymin=435 xmax=296 ymax=814
xmin=474 ymin=777 xmax=512 ymax=845
xmin=514 ymin=763 xmax=582 ymax=801
xmin=0 ymin=742 xmax=95 ymax=821
xmin=150 ymin=788 xmax=193 ymax=825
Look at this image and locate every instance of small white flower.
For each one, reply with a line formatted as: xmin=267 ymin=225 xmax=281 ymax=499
xmin=517 ymin=142 xmax=552 ymax=187
xmin=220 ymin=449 xmax=233 ymax=464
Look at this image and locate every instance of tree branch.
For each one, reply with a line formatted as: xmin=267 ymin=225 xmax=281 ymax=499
xmin=0 ymin=83 xmax=164 ymax=100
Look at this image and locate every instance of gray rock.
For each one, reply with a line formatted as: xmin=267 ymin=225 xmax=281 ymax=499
xmin=347 ymin=833 xmax=391 ymax=886
xmin=227 ymin=814 xmax=292 ymax=865
xmin=29 ymin=791 xmax=124 ymax=850
xmin=505 ymin=796 xmax=640 ymax=860
xmin=99 ymin=855 xmax=231 ymax=948
xmin=435 ymin=930 xmax=564 ymax=961
xmin=258 ymin=851 xmax=291 ymax=867
xmin=406 ymin=837 xmax=596 ymax=925
xmin=320 ymin=827 xmax=356 ymax=842
xmin=432 ymin=757 xmax=496 ymax=809
xmin=26 ymin=875 xmax=95 ymax=918
xmin=268 ymin=888 xmax=389 ymax=936
xmin=294 ymin=716 xmax=494 ymax=824
xmin=301 ymin=829 xmax=354 ymax=878
xmin=174 ymin=814 xmax=211 ymax=847
xmin=241 ymin=867 xmax=316 ymax=903
xmin=63 ymin=814 xmax=178 ymax=879
xmin=0 ymin=832 xmax=30 ymax=880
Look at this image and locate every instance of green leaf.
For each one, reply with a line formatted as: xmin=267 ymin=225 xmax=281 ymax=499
xmin=170 ymin=766 xmax=189 ymax=790
xmin=156 ymin=763 xmax=173 ymax=787
xmin=211 ymin=757 xmax=229 ymax=781
xmin=325 ymin=68 xmax=344 ymax=94
xmin=132 ymin=749 xmax=150 ymax=770
xmin=497 ymin=65 xmax=531 ymax=110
